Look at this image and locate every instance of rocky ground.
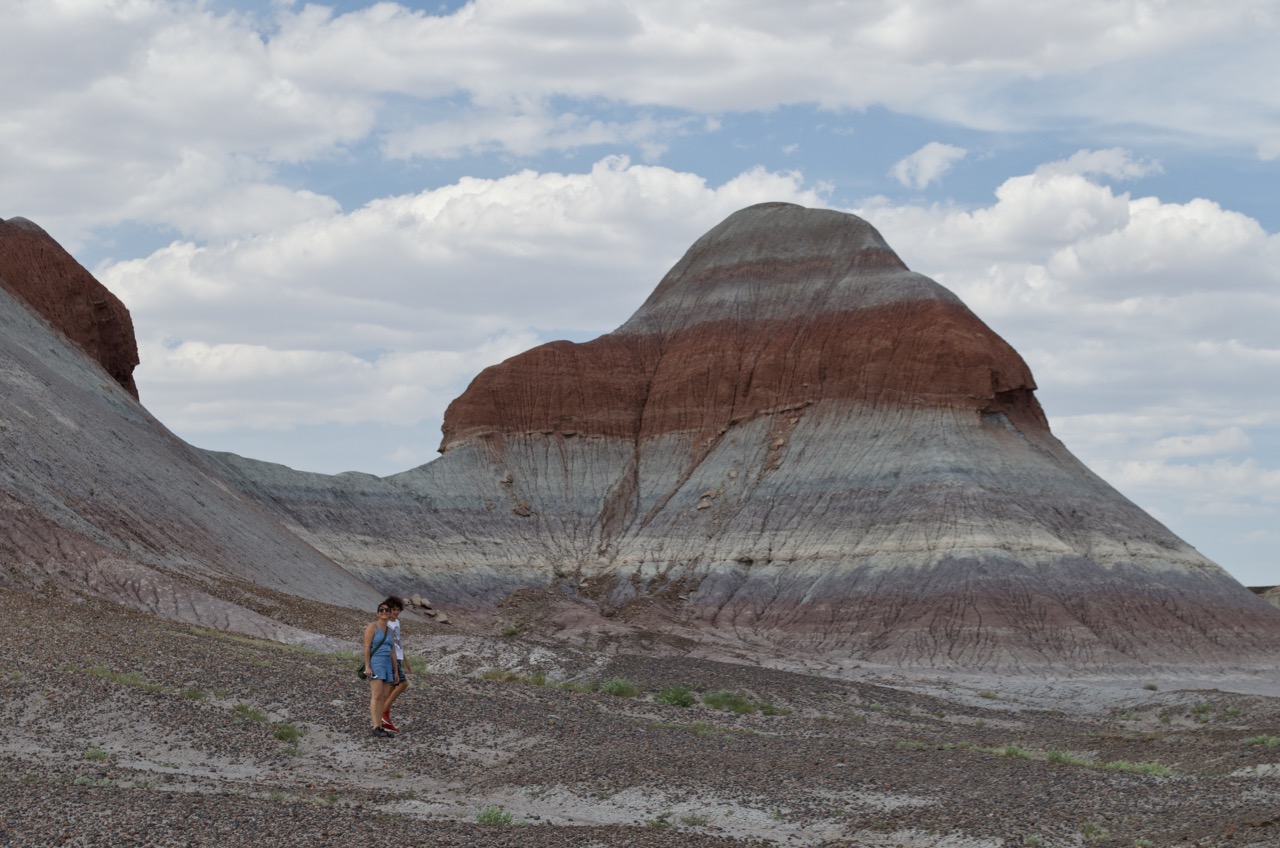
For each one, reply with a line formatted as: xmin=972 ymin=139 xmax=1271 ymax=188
xmin=2 ymin=587 xmax=1279 ymax=847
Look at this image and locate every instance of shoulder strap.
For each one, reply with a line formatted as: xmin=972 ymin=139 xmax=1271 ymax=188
xmin=368 ymin=626 xmax=388 ymax=656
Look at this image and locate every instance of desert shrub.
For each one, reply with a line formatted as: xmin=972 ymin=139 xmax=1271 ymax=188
xmin=273 ymin=723 xmax=303 ymax=743
xmin=679 ymin=813 xmax=709 ymax=826
xmin=83 ymin=747 xmax=108 ymax=762
xmin=758 ymin=701 xmax=791 ymax=716
xmin=599 ymin=678 xmax=639 ymax=697
xmin=977 ymin=689 xmax=998 ymax=700
xmin=658 ymin=685 xmax=697 ymax=707
xmin=702 ymin=690 xmax=757 ymax=714
xmin=476 ymin=805 xmax=514 ymax=825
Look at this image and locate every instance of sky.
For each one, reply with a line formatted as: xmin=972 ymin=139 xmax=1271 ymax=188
xmin=2 ymin=0 xmax=1278 ymax=586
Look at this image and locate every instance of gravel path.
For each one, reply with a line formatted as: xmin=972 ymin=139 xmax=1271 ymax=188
xmin=3 ymin=588 xmax=1279 ymax=847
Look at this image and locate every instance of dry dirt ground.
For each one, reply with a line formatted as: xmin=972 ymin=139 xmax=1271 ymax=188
xmin=2 ymin=587 xmax=1279 ymax=848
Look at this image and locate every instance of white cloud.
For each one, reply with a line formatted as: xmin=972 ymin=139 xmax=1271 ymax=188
xmin=135 ymin=334 xmax=536 ymax=433
xmin=1035 ymin=148 xmax=1163 ymax=181
xmin=890 ymin=142 xmax=968 ymax=189
xmin=1148 ymin=428 xmax=1252 ymax=459
xmin=105 ymin=157 xmax=828 ymax=434
xmin=5 ymin=0 xmax=1280 ymax=247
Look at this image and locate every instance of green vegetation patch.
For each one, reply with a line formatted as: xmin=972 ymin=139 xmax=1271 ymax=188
xmin=599 ymin=678 xmax=640 ymax=697
xmin=231 ymin=703 xmax=267 ymax=723
xmin=85 ymin=666 xmax=163 ymax=693
xmin=658 ymin=685 xmax=697 ymax=708
xmin=273 ymin=723 xmax=303 ymax=743
xmin=1102 ymin=760 xmax=1175 ymax=777
xmin=476 ymin=805 xmax=514 ymax=825
xmin=702 ymin=690 xmax=758 ymax=714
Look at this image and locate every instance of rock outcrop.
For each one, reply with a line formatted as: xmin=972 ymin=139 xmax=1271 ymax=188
xmin=0 ymin=217 xmax=139 ymax=399
xmin=0 ymin=231 xmax=382 ymax=638
xmin=209 ymin=203 xmax=1280 ymax=669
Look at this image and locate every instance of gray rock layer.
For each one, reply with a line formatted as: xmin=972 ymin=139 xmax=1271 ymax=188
xmin=0 ymin=283 xmax=382 ymax=630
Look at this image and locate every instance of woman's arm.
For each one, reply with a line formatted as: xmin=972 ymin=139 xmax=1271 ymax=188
xmin=362 ymin=623 xmax=375 ymax=676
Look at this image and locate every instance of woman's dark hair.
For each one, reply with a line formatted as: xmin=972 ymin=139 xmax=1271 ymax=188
xmin=382 ymin=595 xmax=404 ymax=611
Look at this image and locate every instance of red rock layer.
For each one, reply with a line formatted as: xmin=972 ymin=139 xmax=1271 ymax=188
xmin=0 ymin=217 xmax=139 ymax=399
xmin=443 ymin=203 xmax=1044 ymax=450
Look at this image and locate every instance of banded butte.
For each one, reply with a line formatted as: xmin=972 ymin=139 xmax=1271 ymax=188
xmin=208 ymin=203 xmax=1280 ymax=669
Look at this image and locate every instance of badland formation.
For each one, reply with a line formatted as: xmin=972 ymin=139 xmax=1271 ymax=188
xmin=6 ymin=206 xmax=1280 ymax=848
xmin=2 ymin=206 xmax=1277 ymax=670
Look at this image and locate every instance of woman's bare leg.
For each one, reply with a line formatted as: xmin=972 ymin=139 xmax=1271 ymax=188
xmin=369 ymin=680 xmax=390 ymax=728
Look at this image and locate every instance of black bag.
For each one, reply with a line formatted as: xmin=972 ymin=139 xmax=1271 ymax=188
xmin=357 ymin=628 xmax=389 ymax=680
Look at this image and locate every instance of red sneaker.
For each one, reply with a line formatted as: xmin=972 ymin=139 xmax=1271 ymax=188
xmin=381 ymin=718 xmax=400 ymax=733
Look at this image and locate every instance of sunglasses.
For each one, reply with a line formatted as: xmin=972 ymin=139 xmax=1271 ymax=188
xmin=377 ymin=606 xmax=390 ymax=613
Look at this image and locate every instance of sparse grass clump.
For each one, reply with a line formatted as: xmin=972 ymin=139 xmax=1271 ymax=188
xmin=479 ymin=668 xmax=545 ymax=686
xmin=86 ymin=666 xmax=163 ymax=693
xmin=679 ymin=813 xmax=709 ymax=826
xmin=897 ymin=740 xmax=926 ymax=751
xmin=480 ymin=668 xmax=522 ymax=683
xmin=702 ymin=690 xmax=758 ymax=714
xmin=1244 ymin=734 xmax=1280 ymax=748
xmin=976 ymin=689 xmax=998 ymax=700
xmin=658 ymin=685 xmax=697 ymax=707
xmin=83 ymin=747 xmax=108 ymax=762
xmin=180 ymin=687 xmax=207 ymax=701
xmin=1081 ymin=822 xmax=1110 ymax=842
xmin=231 ymin=703 xmax=267 ymax=723
xmin=557 ymin=680 xmax=597 ymax=693
xmin=476 ymin=805 xmax=514 ymax=825
xmin=1102 ymin=760 xmax=1174 ymax=777
xmin=273 ymin=723 xmax=303 ymax=743
xmin=758 ymin=701 xmax=792 ymax=716
xmin=599 ymin=678 xmax=640 ymax=697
